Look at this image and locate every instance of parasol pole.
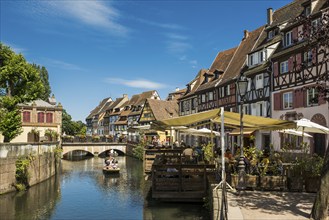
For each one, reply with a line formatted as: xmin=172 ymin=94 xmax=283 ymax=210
xmin=221 ymin=107 xmax=225 ymax=183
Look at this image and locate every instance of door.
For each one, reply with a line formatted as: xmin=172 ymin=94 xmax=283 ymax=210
xmin=313 ymin=133 xmax=325 ymax=156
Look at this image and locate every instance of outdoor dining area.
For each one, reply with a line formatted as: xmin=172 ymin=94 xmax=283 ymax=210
xmin=142 ymin=107 xmax=329 ymax=201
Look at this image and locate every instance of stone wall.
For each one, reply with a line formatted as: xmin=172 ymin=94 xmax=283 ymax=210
xmin=0 ymin=143 xmax=59 ymax=194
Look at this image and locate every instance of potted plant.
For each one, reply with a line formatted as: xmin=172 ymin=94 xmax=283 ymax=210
xmin=244 ymin=146 xmax=261 ymax=189
xmin=281 ymin=143 xmax=305 ymax=192
xmin=259 ymin=152 xmax=286 ymax=190
xmin=304 ymin=154 xmax=324 ymax=193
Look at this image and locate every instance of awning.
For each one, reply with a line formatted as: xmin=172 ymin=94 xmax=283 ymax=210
xmin=229 ymin=128 xmax=256 ymax=136
xmin=154 ymin=108 xmax=296 ymax=131
xmin=212 ymin=111 xmax=296 ymax=130
xmin=154 ymin=109 xmax=221 ymax=128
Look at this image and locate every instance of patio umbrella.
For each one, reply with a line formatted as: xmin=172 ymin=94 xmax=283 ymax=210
xmin=295 ymin=118 xmax=329 ymax=134
xmin=180 ymin=128 xmax=220 ymax=137
xmin=278 ymin=129 xmax=313 ymax=137
xmin=196 ymin=128 xmax=220 ymax=136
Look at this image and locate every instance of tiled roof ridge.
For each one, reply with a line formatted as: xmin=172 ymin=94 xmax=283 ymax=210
xmin=209 ymin=47 xmax=237 ymax=72
xmin=273 ymin=0 xmax=303 ymax=14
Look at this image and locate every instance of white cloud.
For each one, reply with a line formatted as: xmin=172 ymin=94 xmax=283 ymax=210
xmin=105 ymin=78 xmax=167 ymax=89
xmin=136 ymin=18 xmax=183 ymax=30
xmin=43 ymin=1 xmax=128 ymax=36
xmin=166 ymin=33 xmax=188 ymax=40
xmin=167 ymin=41 xmax=191 ymax=54
xmin=45 ymin=58 xmax=83 ymax=71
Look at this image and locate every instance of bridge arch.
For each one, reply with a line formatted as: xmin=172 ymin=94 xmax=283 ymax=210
xmin=62 ymin=143 xmax=127 ymax=157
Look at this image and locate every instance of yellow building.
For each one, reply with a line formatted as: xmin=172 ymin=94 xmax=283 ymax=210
xmin=2 ymin=97 xmax=63 ymax=143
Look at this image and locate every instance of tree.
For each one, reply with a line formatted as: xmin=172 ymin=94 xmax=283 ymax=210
xmin=62 ymin=109 xmax=87 ymax=136
xmin=32 ymin=64 xmax=51 ymax=101
xmin=0 ymin=43 xmax=45 ymax=142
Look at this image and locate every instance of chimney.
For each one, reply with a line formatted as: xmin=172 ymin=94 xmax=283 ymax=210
xmin=123 ymin=94 xmax=128 ymax=98
xmin=243 ymin=30 xmax=249 ymax=39
xmin=175 ymin=87 xmax=179 ymax=92
xmin=267 ymin=8 xmax=273 ymax=25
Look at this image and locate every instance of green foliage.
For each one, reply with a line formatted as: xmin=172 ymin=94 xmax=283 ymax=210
xmin=14 ymin=155 xmax=35 ymax=191
xmin=0 ymin=106 xmax=22 ymax=142
xmin=45 ymin=129 xmax=59 ymax=141
xmin=32 ymin=64 xmax=51 ymax=101
xmin=54 ymin=146 xmax=63 ymax=159
xmin=0 ymin=43 xmax=45 ymax=103
xmin=133 ymin=143 xmax=145 ymax=160
xmin=202 ymin=142 xmax=214 ymax=163
xmin=62 ymin=109 xmax=86 ymax=136
xmin=0 ymin=43 xmax=49 ymax=142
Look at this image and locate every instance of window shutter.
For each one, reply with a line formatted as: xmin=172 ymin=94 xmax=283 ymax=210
xmin=312 ymin=48 xmax=317 ymax=64
xmin=288 ymin=56 xmax=294 ymax=72
xmin=273 ymin=62 xmax=279 ymax=76
xmin=292 ymin=28 xmax=298 ymax=42
xmin=319 ymin=83 xmax=327 ymax=105
xmin=296 ymin=53 xmax=302 ymax=71
xmin=294 ymin=89 xmax=304 ymax=108
xmin=302 ymin=88 xmax=307 ymax=107
xmin=303 ymin=24 xmax=310 ymax=39
xmin=273 ymin=93 xmax=282 ymax=110
xmin=230 ymin=83 xmax=235 ymax=95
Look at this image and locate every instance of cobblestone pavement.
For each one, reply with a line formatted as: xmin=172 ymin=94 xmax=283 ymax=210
xmin=226 ymin=190 xmax=319 ymax=220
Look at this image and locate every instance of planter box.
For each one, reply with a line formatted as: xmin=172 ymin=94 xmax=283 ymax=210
xmin=260 ymin=175 xmax=287 ymax=191
xmin=287 ymin=177 xmax=304 ymax=192
xmin=305 ymin=176 xmax=321 ymax=193
xmin=245 ymin=175 xmax=259 ymax=189
xmin=230 ymin=174 xmax=259 ymax=189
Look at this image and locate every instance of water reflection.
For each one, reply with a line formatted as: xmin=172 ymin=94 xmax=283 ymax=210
xmin=0 ymin=156 xmax=209 ymax=220
xmin=0 ymin=174 xmax=60 ymax=220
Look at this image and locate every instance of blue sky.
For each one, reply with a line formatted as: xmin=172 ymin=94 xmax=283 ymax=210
xmin=1 ymin=0 xmax=291 ymax=122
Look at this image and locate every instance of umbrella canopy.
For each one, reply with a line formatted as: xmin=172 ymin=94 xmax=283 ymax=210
xmin=180 ymin=128 xmax=220 ymax=137
xmin=197 ymin=128 xmax=220 ymax=136
xmin=278 ymin=129 xmax=313 ymax=137
xmin=295 ymin=118 xmax=329 ymax=134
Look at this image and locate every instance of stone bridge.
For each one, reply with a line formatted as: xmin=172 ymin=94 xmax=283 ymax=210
xmin=61 ymin=142 xmax=130 ymax=157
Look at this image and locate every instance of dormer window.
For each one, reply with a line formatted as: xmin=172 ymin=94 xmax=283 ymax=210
xmin=305 ymin=5 xmax=311 ymax=17
xmin=204 ymin=74 xmax=209 ymax=83
xmin=248 ymin=50 xmax=266 ymax=66
xmin=268 ymin=30 xmax=274 ymax=39
xmin=187 ymin=84 xmax=191 ymax=93
xmin=213 ymin=69 xmax=224 ymax=79
xmin=284 ymin=31 xmax=293 ymax=47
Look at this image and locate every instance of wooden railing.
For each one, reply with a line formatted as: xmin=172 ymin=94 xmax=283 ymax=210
xmin=143 ymin=149 xmax=183 ymax=174
xmin=151 ymin=163 xmax=216 ymax=201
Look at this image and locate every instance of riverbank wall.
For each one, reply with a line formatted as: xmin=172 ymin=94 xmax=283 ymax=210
xmin=0 ymin=142 xmax=59 ymax=194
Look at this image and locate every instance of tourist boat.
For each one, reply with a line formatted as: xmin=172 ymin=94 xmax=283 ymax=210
xmin=103 ymin=165 xmax=120 ymax=174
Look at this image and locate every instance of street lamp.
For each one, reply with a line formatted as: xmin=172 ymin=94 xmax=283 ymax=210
xmin=236 ymin=76 xmax=248 ymax=190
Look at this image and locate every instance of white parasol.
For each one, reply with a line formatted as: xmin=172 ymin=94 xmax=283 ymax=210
xmin=295 ymin=118 xmax=329 ymax=134
xmin=279 ymin=129 xmax=313 ymax=137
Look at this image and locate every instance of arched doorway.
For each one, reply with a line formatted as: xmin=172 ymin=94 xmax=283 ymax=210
xmin=311 ymin=114 xmax=327 ymax=157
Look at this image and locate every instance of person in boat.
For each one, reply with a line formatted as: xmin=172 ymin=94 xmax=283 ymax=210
xmin=105 ymin=156 xmax=113 ymax=166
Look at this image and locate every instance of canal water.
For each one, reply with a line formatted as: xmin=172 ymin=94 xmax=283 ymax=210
xmin=0 ymin=156 xmax=210 ymax=220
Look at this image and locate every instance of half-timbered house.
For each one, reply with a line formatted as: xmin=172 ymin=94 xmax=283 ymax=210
xmin=271 ymin=0 xmax=329 ymax=155
xmin=179 ymin=69 xmax=207 ymax=116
